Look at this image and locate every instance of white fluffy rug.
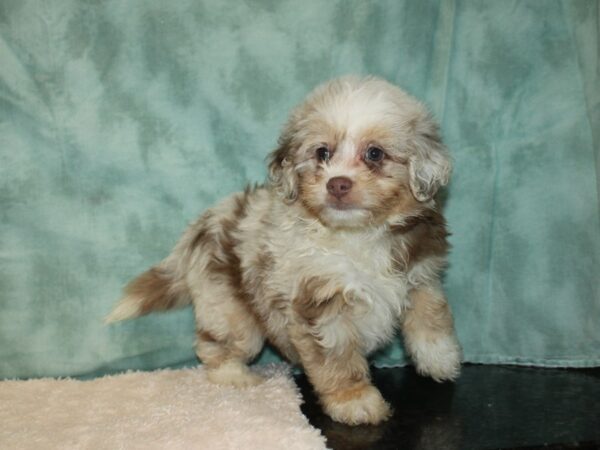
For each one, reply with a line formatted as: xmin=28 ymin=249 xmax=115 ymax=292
xmin=0 ymin=364 xmax=327 ymax=450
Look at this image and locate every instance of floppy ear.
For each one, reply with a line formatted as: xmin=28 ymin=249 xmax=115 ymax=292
xmin=408 ymin=119 xmax=452 ymax=202
xmin=267 ymin=134 xmax=298 ymax=204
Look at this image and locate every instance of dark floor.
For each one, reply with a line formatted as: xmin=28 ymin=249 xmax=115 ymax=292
xmin=294 ymin=365 xmax=600 ymax=450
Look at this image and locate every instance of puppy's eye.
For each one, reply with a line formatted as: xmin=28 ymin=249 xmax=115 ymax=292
xmin=316 ymin=147 xmax=331 ymax=162
xmin=365 ymin=146 xmax=385 ymax=162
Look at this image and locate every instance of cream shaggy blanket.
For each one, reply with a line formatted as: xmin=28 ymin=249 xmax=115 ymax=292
xmin=0 ymin=364 xmax=327 ymax=450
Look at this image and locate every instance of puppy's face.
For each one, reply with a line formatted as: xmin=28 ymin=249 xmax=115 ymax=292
xmin=269 ymin=77 xmax=451 ymax=229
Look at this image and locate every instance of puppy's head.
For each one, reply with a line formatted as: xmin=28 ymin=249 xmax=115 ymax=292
xmin=268 ymin=76 xmax=451 ymax=229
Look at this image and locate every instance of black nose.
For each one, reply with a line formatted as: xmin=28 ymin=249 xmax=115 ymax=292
xmin=326 ymin=176 xmax=353 ymax=199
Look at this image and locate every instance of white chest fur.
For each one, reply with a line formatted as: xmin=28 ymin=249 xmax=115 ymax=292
xmin=271 ymin=223 xmax=409 ymax=355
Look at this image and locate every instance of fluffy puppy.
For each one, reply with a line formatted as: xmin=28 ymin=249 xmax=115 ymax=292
xmin=106 ymin=76 xmax=461 ymax=426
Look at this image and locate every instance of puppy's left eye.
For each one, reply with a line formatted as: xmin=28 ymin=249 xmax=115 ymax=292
xmin=365 ymin=147 xmax=385 ymax=162
xmin=316 ymin=147 xmax=331 ymax=162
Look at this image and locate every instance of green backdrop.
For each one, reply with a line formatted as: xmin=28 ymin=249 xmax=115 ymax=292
xmin=1 ymin=0 xmax=598 ymax=379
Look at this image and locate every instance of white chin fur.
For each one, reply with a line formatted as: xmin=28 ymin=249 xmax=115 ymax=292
xmin=320 ymin=207 xmax=371 ymax=228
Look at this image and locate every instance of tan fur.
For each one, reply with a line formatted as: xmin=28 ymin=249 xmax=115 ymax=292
xmin=128 ymin=269 xmax=184 ymax=314
xmin=402 ymin=286 xmax=461 ymax=382
xmin=107 ymin=76 xmax=461 ymax=425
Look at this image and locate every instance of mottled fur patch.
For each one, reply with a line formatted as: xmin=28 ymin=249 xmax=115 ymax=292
xmin=129 ymin=268 xmax=186 ymax=314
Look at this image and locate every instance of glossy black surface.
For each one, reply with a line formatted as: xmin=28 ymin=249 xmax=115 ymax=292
xmin=295 ymin=365 xmax=600 ymax=450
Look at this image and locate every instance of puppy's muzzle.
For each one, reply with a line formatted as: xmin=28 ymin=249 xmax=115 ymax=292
xmin=326 ymin=176 xmax=353 ymax=200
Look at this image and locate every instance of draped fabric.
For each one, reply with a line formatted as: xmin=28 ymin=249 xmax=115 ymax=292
xmin=1 ymin=0 xmax=598 ymax=378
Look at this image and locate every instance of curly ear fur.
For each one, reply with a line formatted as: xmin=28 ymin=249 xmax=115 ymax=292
xmin=408 ymin=117 xmax=452 ymax=202
xmin=267 ymin=134 xmax=299 ymax=204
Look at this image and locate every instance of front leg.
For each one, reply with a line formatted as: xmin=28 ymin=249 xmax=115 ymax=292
xmin=290 ymin=283 xmax=391 ymax=425
xmin=401 ymin=283 xmax=461 ymax=381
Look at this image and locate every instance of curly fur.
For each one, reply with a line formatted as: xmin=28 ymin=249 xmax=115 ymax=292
xmin=107 ymin=76 xmax=461 ymax=425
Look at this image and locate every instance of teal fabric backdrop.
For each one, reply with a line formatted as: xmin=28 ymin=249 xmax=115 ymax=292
xmin=1 ymin=0 xmax=598 ymax=379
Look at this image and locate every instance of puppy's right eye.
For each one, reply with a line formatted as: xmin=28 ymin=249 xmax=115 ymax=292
xmin=316 ymin=147 xmax=331 ymax=162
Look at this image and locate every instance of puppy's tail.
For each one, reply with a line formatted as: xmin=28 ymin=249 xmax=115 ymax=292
xmin=104 ymin=266 xmax=191 ymax=324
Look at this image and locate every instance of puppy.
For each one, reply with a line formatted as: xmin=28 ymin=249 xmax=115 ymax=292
xmin=106 ymin=76 xmax=461 ymax=426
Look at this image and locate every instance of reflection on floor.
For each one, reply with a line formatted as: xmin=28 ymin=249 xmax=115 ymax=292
xmin=295 ymin=364 xmax=600 ymax=450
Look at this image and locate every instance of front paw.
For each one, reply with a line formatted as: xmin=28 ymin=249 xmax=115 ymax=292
xmin=321 ymin=384 xmax=392 ymax=425
xmin=205 ymin=361 xmax=264 ymax=388
xmin=410 ymin=333 xmax=461 ymax=382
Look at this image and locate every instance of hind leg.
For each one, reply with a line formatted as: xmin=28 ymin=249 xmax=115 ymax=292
xmin=190 ymin=274 xmax=265 ymax=388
